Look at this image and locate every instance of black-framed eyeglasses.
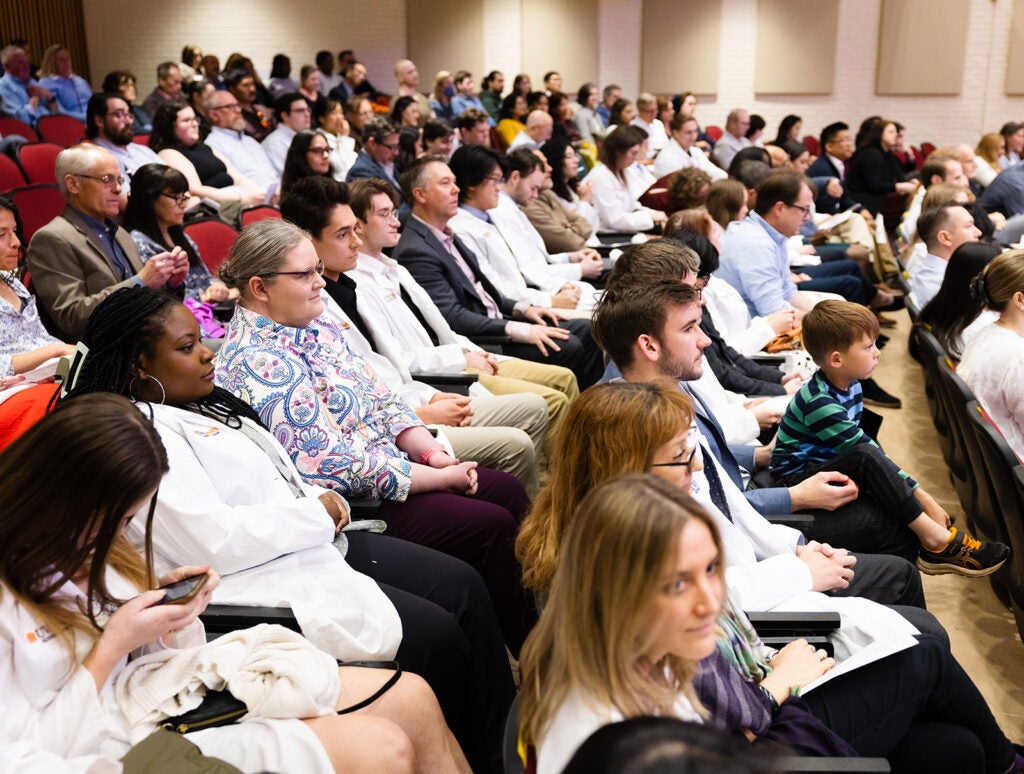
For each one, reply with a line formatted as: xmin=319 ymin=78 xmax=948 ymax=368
xmin=307 ymin=145 xmax=331 ymax=156
xmin=786 ymin=202 xmax=812 ymax=216
xmin=261 ymin=259 xmax=326 ymax=282
xmin=73 ymin=173 xmax=124 ymax=188
xmin=160 ymin=191 xmax=191 ymax=205
xmin=105 ymin=109 xmax=131 ymax=120
xmin=651 ymin=445 xmax=698 ymax=472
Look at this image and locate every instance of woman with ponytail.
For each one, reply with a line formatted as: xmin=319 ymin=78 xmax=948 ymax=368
xmin=958 ymin=248 xmax=1024 ymax=459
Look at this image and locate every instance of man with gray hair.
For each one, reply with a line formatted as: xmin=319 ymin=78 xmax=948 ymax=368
xmin=25 ymin=146 xmax=190 ymax=341
xmin=141 ymin=61 xmax=183 ymax=119
xmin=205 ymin=88 xmax=278 ymax=190
xmin=0 ymin=45 xmax=59 ymax=124
xmin=507 ymin=110 xmax=553 ymax=153
xmin=711 ymin=108 xmax=753 ymax=170
xmin=346 ymin=116 xmax=403 ymax=202
xmin=632 ymin=92 xmax=668 ymax=157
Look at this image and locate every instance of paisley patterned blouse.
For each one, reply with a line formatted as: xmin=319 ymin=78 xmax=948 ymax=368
xmin=215 ymin=305 xmax=422 ymax=500
xmin=0 ymin=274 xmax=62 ymax=376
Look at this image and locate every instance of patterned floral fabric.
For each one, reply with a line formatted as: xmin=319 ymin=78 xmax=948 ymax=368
xmin=0 ymin=274 xmax=61 ymax=376
xmin=215 ymin=305 xmax=422 ymax=500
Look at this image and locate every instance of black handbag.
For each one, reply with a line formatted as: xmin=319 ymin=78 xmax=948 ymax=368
xmin=161 ymin=660 xmax=401 ymax=734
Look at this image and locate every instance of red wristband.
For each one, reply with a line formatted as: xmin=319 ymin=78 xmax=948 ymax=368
xmin=420 ymin=447 xmax=447 ymax=465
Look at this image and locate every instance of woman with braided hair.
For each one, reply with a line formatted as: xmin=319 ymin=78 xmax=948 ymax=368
xmin=63 ymin=286 xmax=516 ymax=772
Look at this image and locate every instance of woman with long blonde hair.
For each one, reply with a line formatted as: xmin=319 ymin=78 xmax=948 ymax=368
xmin=519 ymin=473 xmax=723 ymax=774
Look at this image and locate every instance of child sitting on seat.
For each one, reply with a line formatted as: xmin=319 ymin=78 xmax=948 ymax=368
xmin=771 ymin=299 xmax=1008 ymax=577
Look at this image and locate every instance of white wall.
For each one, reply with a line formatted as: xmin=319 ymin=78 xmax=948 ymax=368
xmin=82 ymin=0 xmax=1024 ymax=148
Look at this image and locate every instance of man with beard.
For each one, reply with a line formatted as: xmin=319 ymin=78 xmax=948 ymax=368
xmin=84 ymin=92 xmax=163 ymax=199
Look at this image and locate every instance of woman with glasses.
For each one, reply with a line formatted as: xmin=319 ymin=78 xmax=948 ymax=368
xmin=514 ymin=386 xmax=1024 ymax=774
xmin=124 ymin=163 xmax=232 ymax=304
xmin=280 ymin=130 xmax=333 ymax=195
xmin=149 ymin=100 xmax=267 ymax=218
xmin=215 ymin=219 xmax=537 ymax=660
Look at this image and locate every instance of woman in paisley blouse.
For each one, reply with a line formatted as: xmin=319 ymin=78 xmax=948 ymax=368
xmin=0 ymin=195 xmax=74 ymax=389
xmin=214 ymin=218 xmax=537 ymax=656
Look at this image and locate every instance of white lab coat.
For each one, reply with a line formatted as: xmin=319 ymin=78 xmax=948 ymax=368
xmin=126 ymin=403 xmax=402 ymax=663
xmin=0 ymin=569 xmax=333 ymax=773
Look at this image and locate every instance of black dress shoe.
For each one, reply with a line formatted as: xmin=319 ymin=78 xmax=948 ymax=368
xmin=861 ymin=377 xmax=902 ymax=409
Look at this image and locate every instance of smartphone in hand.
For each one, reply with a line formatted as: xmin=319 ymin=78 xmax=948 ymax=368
xmin=156 ymin=573 xmax=209 ymax=605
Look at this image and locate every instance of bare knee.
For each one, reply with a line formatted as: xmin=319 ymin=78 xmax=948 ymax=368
xmin=306 ymin=714 xmax=416 ymax=773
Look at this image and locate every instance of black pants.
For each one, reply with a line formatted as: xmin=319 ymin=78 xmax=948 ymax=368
xmin=502 ymin=317 xmax=605 ymax=389
xmin=799 ymin=257 xmax=877 ymax=305
xmin=802 ymin=636 xmax=1015 ymax=773
xmin=779 ymin=445 xmax=924 ymax=559
xmin=345 ymin=532 xmax=515 ymax=774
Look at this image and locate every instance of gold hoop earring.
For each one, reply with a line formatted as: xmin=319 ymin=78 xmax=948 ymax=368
xmin=128 ymin=374 xmax=166 ymax=404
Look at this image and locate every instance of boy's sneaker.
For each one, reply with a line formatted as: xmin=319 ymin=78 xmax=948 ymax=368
xmin=917 ymin=528 xmax=1010 ymax=577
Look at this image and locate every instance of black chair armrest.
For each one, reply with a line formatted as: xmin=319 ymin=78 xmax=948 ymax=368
xmin=417 ymin=372 xmax=478 ymax=395
xmin=746 ymin=611 xmax=841 ymax=636
xmin=349 ymin=499 xmax=382 ymax=519
xmin=201 ymin=604 xmax=300 ymax=635
xmin=766 ymin=512 xmax=815 ymax=530
xmin=212 ymin=301 xmax=236 ymax=322
xmin=776 ymin=757 xmax=890 ymax=772
xmin=748 ymin=353 xmax=787 ymax=366
xmin=760 ymin=634 xmax=834 ymax=656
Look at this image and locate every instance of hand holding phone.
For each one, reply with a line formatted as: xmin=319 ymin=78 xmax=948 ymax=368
xmin=156 ymin=572 xmax=209 ymax=605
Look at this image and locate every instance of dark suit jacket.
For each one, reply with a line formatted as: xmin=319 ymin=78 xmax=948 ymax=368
xmin=806 ymin=154 xmax=860 ymax=215
xmin=392 ymin=215 xmax=515 ymax=338
xmin=25 ymin=206 xmax=145 ymax=341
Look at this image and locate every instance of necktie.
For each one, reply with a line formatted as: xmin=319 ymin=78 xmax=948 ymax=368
xmin=701 ymin=445 xmax=733 ymax=522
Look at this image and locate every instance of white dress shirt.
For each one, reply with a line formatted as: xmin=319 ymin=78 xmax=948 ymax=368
xmin=206 ymin=126 xmax=278 ymax=189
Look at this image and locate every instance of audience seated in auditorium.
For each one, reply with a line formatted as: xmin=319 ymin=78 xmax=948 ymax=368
xmin=0 ymin=393 xmax=469 ymax=774
xmin=124 ymin=163 xmax=232 ymax=305
xmin=450 ymin=71 xmax=490 ymax=124
xmin=280 ymin=130 xmax=333 ymax=194
xmin=595 ymin=83 xmax=620 ymax=126
xmin=214 ymin=218 xmax=537 ymax=660
xmin=845 ymin=118 xmax=916 ymax=216
xmin=393 ymin=154 xmax=604 ymax=388
xmin=261 ymin=92 xmax=313 ymax=176
xmin=150 ymin=100 xmax=266 ymax=217
xmin=507 ymin=109 xmax=552 ymax=153
xmin=772 ymin=300 xmax=1009 ymax=575
xmin=587 ymin=124 xmax=666 ymax=233
xmin=898 ymin=150 xmax=966 ymax=242
xmin=998 ymin=121 xmax=1024 ymax=168
xmin=142 ymin=61 xmax=184 ymax=120
xmin=710 ymin=108 xmax=753 ymax=170
xmin=909 ymin=202 xmax=981 ymax=308
xmin=430 ymin=70 xmax=456 ymax=124
xmin=314 ymin=99 xmax=358 ymax=180
xmin=36 ymin=45 xmax=92 ymax=122
xmin=975 ymin=131 xmax=1004 ymax=185
xmin=25 ymin=145 xmax=189 ymax=341
xmin=455 ymin=108 xmax=491 ymax=148
xmin=519 ymin=468 xmax=1022 ymax=774
xmin=915 ymin=242 xmax=1002 ymax=361
xmin=84 ymin=92 xmax=163 ymax=193
xmin=496 ymin=92 xmax=528 ymax=149
xmin=631 ymin=92 xmax=667 ymax=157
xmin=101 ymin=70 xmax=151 ymax=134
xmin=0 ymin=45 xmax=59 ymax=124
xmin=654 ymin=112 xmax=727 ymax=180
xmin=523 ymin=137 xmax=597 ymax=252
xmin=478 ymin=69 xmax=504 ymax=121
xmin=422 ymin=117 xmax=455 ymax=159
xmin=298 ymin=65 xmax=326 ymax=127
xmin=346 ymin=116 xmax=403 ymax=203
xmin=393 ymin=58 xmax=433 ymax=126
xmin=266 ymin=53 xmax=299 ymax=101
xmin=958 ymin=249 xmax=1024 ymax=461
xmin=204 ymin=88 xmax=278 ymax=191
xmin=572 ymin=82 xmax=605 ymax=143
xmin=0 ymin=195 xmax=75 ymax=381
xmin=280 ymin=176 xmax=547 ymax=495
xmin=223 ymin=67 xmax=277 ymax=142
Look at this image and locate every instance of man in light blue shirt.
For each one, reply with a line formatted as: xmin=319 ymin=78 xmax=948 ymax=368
xmin=718 ymin=169 xmax=811 ymax=317
xmin=0 ymin=46 xmax=58 ymax=124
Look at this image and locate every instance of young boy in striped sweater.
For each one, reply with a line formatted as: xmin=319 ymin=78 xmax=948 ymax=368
xmin=770 ymin=300 xmax=1008 ymax=577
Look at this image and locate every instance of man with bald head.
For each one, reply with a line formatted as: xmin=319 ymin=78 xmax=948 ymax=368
xmin=205 ymin=88 xmax=278 ymax=190
xmin=393 ymin=58 xmax=432 ymax=126
xmin=711 ymin=108 xmax=753 ymax=169
xmin=26 ymin=146 xmax=189 ymax=340
xmin=508 ymin=110 xmax=553 ymax=153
